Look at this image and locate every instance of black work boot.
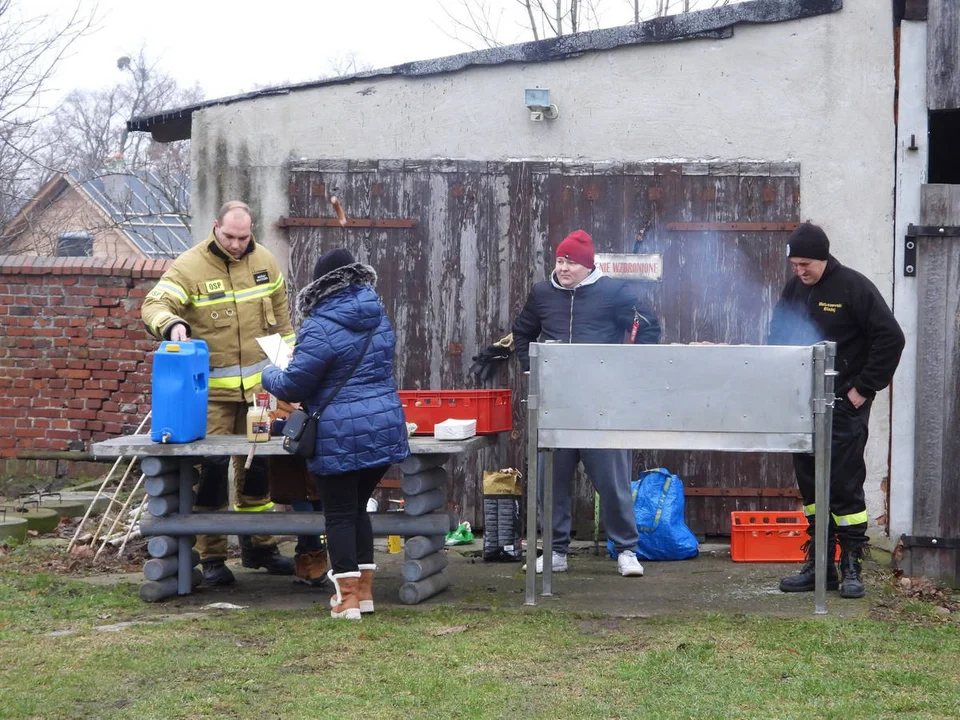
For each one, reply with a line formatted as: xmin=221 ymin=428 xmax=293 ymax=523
xmin=239 ymin=538 xmax=295 ymax=575
xmin=838 ymin=545 xmax=866 ymax=599
xmin=201 ymin=559 xmax=236 ymax=586
xmin=779 ymin=537 xmax=839 ymax=593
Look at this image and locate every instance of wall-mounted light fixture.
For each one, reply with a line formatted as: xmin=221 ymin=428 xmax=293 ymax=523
xmin=525 ymin=88 xmax=559 ymax=122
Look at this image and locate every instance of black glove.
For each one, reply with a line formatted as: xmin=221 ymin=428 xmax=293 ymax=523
xmin=486 ymin=344 xmax=512 ymax=361
xmin=469 ymin=345 xmax=512 ymax=383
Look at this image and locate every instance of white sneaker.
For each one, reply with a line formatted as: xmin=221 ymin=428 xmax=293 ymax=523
xmin=522 ymin=551 xmax=568 ymax=573
xmin=617 ymin=550 xmax=644 ymax=577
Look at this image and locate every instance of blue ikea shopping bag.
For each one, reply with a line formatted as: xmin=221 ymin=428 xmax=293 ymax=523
xmin=608 ymin=468 xmax=699 ymax=561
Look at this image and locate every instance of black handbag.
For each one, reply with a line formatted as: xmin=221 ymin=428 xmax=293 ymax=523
xmin=282 ymin=328 xmax=375 ymax=457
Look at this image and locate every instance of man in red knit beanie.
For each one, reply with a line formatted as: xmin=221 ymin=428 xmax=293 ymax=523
xmin=513 ymin=229 xmax=661 ymax=577
xmin=555 ymin=230 xmax=595 ymax=269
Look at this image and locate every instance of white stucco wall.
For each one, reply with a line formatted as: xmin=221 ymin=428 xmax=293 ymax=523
xmin=190 ymin=2 xmax=897 ymax=529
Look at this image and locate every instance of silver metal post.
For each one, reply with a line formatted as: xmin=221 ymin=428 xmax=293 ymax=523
xmin=812 ymin=343 xmax=836 ymax=615
xmin=542 ymin=449 xmax=554 ymax=596
xmin=524 ymin=345 xmax=540 ymax=606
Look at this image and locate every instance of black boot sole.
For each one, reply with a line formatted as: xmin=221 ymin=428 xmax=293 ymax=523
xmin=839 ymin=584 xmax=865 ymax=599
xmin=202 ymin=570 xmax=236 ymax=587
xmin=241 ymin=558 xmax=295 ymax=575
xmin=779 ymin=580 xmax=839 ymax=593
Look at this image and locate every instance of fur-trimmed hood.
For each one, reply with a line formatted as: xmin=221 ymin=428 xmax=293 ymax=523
xmin=296 ymin=262 xmax=377 ymax=319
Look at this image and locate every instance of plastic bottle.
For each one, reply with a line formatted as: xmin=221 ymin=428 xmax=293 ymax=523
xmin=388 ymin=534 xmax=403 ymax=554
xmin=246 ymin=393 xmax=271 ymax=442
xmin=387 ymin=497 xmax=402 ymax=553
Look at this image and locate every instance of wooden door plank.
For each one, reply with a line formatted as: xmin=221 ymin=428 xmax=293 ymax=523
xmin=912 ymin=184 xmax=960 ymax=582
xmin=927 ymin=0 xmax=960 ymax=110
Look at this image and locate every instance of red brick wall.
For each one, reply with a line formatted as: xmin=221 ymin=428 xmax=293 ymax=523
xmin=0 ymin=256 xmax=171 ymax=481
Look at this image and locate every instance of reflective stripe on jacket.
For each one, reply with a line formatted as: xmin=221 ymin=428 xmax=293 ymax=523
xmin=141 ymin=231 xmax=296 ymax=402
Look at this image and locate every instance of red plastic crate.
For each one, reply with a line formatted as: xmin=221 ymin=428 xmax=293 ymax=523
xmin=730 ymin=511 xmax=840 ymax=563
xmin=398 ymin=389 xmax=512 ymax=435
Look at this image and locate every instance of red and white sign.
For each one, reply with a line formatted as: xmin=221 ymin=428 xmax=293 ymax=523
xmin=595 ymin=254 xmax=663 ymax=281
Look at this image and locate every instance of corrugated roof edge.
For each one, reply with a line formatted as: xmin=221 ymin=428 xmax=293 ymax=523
xmin=126 ymin=0 xmax=842 ymax=142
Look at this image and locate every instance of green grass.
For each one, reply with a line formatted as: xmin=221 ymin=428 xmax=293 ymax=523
xmin=0 ymin=549 xmax=958 ymax=719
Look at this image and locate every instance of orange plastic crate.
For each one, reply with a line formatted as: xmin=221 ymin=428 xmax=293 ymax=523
xmin=399 ymin=389 xmax=512 ymax=435
xmin=730 ymin=511 xmax=840 ymax=563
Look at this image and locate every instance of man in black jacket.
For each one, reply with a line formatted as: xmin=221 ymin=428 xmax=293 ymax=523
xmin=513 ymin=230 xmax=660 ymax=577
xmin=769 ymin=223 xmax=904 ymax=599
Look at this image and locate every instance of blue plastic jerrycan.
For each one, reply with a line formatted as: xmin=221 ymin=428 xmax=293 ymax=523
xmin=150 ymin=339 xmax=209 ymax=443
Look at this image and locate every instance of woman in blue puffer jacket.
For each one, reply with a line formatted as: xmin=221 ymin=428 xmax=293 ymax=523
xmin=262 ymin=248 xmax=409 ymax=620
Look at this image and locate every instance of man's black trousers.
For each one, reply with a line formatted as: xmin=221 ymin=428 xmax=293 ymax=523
xmin=792 ymin=396 xmax=872 ymax=547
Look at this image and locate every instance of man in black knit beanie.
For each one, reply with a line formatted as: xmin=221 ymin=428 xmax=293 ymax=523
xmin=769 ymin=222 xmax=904 ymax=599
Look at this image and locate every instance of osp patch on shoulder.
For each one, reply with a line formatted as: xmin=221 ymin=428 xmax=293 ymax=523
xmin=253 ymin=270 xmax=270 ymax=285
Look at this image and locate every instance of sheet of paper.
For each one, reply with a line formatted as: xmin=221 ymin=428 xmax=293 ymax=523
xmin=256 ymin=333 xmax=293 ymax=370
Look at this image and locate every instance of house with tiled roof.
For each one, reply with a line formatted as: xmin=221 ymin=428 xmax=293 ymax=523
xmin=1 ymin=169 xmax=191 ymax=259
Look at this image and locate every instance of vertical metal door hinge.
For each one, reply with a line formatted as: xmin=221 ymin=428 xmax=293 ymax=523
xmin=904 ymin=225 xmax=960 ymax=277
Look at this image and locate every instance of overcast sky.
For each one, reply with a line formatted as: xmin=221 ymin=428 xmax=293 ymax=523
xmin=26 ymin=1 xmax=734 ymax=105
xmin=31 ymin=0 xmax=472 ymax=102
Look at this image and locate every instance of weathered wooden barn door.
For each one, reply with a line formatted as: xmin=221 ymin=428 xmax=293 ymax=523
xmin=903 ymin=184 xmax=960 ymax=586
xmin=285 ymin=160 xmax=801 ymax=538
xmin=285 ymin=160 xmax=534 ymax=529
xmin=533 ymin=162 xmax=802 ymax=537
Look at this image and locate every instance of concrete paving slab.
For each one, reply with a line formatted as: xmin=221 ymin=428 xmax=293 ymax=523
xmin=123 ymin=538 xmax=873 ymax=619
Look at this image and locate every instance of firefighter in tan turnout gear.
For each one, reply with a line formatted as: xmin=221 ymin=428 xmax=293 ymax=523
xmin=141 ymin=200 xmax=296 ymax=585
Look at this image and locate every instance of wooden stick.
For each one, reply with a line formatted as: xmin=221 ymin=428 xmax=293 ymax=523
xmin=330 ymin=195 xmax=347 ymax=226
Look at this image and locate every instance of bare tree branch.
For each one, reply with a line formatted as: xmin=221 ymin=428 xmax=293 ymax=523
xmin=438 ymin=0 xmax=509 ymax=49
xmin=516 ymin=0 xmax=540 ymax=41
xmin=1 ymin=40 xmax=202 ymax=257
xmin=441 ymin=0 xmax=738 ymax=49
xmin=0 ymin=0 xmax=98 ymax=226
xmin=324 ymin=51 xmax=375 ymax=78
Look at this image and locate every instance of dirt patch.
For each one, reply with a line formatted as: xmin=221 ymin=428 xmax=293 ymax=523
xmin=868 ymin=569 xmax=960 ymax=624
xmin=0 ymin=540 xmax=147 ymax=575
xmin=0 ymin=513 xmax=149 ymax=576
xmin=893 ymin=571 xmax=960 ymax=610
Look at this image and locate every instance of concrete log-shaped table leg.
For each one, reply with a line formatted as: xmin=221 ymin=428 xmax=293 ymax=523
xmin=177 ymin=457 xmax=197 ymax=595
xmin=398 ymin=452 xmax=453 ymax=604
xmin=147 ymin=535 xmax=196 ymax=559
xmin=401 ymin=551 xmax=448 ymax=582
xmin=404 ymin=534 xmax=445 ymax=560
xmin=399 ymin=573 xmax=451 ymax=605
xmin=147 ymin=493 xmax=179 ymax=517
xmin=140 ymin=567 xmax=202 ymax=602
xmin=143 ymin=550 xmax=201 ymax=582
xmin=140 ymin=455 xmax=199 ymax=599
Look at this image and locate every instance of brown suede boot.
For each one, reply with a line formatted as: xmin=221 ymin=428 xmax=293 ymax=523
xmin=328 ymin=570 xmax=362 ymax=620
xmin=294 ymin=549 xmax=329 ymax=588
xmin=358 ymin=563 xmax=376 ymax=614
